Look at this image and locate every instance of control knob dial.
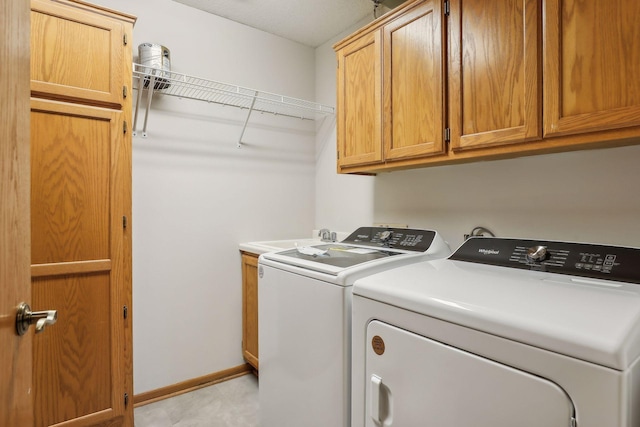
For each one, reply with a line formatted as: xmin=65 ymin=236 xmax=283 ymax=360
xmin=526 ymin=245 xmax=548 ymax=262
xmin=379 ymin=230 xmax=393 ymax=242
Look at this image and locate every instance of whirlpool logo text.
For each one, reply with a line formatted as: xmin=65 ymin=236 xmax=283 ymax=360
xmin=478 ymin=248 xmax=500 ymax=255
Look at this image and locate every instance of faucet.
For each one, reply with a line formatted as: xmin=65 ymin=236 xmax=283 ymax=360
xmin=464 ymin=226 xmax=496 ymax=241
xmin=318 ymin=228 xmax=337 ymax=242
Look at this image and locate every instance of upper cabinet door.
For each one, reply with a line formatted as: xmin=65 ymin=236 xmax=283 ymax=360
xmin=383 ymin=0 xmax=446 ymax=160
xmin=449 ymin=0 xmax=541 ymax=151
xmin=544 ymin=0 xmax=640 ymax=137
xmin=30 ymin=0 xmax=125 ymax=108
xmin=336 ymin=31 xmax=383 ymax=168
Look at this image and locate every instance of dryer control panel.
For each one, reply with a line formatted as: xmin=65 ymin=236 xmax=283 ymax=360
xmin=451 ymin=237 xmax=640 ymax=284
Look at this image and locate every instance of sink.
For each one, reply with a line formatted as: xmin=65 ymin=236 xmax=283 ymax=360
xmin=250 ymin=238 xmax=326 ymax=250
xmin=240 ymin=238 xmax=331 ymax=255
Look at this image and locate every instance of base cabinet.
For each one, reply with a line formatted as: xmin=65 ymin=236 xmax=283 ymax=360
xmin=335 ymin=0 xmax=640 ymax=174
xmin=241 ymin=252 xmax=259 ymax=371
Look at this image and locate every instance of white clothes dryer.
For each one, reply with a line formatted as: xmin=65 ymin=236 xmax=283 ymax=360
xmin=352 ymin=237 xmax=640 ymax=427
xmin=258 ymin=227 xmax=451 ymax=427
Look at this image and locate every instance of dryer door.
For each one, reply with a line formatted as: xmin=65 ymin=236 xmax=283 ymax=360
xmin=365 ymin=321 xmax=575 ymax=427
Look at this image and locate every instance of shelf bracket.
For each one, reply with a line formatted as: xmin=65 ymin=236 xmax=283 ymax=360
xmin=132 ymin=75 xmax=158 ymax=138
xmin=237 ymin=91 xmax=258 ymax=148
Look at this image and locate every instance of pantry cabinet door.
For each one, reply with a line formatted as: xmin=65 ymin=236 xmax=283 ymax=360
xmin=383 ymin=0 xmax=446 ymax=160
xmin=544 ymin=0 xmax=640 ymax=137
xmin=30 ymin=0 xmax=125 ymax=108
xmin=449 ymin=0 xmax=541 ymax=151
xmin=1 ymin=0 xmax=33 ymax=425
xmin=30 ymin=98 xmax=131 ymax=427
xmin=336 ymin=31 xmax=383 ymax=168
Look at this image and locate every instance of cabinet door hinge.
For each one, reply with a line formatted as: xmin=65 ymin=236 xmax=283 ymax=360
xmin=444 ymin=0 xmax=450 ymax=16
xmin=123 ymin=33 xmax=128 ymax=46
xmin=124 ymin=393 xmax=129 ymax=407
xmin=444 ymin=127 xmax=451 ymax=142
xmin=123 ymin=305 xmax=128 ymax=319
xmin=123 ymin=85 xmax=128 ymax=98
xmin=123 ymin=121 xmax=128 ymax=134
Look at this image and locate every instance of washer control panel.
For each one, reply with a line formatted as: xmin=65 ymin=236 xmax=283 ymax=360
xmin=342 ymin=227 xmax=436 ymax=252
xmin=451 ymin=237 xmax=640 ymax=284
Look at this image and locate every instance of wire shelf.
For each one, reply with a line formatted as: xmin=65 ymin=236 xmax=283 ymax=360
xmin=132 ymin=63 xmax=334 ymax=145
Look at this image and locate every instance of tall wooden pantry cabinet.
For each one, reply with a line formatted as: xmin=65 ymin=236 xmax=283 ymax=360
xmin=30 ymin=1 xmax=136 ymax=426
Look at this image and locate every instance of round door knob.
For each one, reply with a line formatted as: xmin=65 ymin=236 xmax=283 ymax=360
xmin=526 ymin=245 xmax=548 ymax=262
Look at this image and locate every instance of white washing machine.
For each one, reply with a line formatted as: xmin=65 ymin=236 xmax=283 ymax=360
xmin=352 ymin=237 xmax=640 ymax=427
xmin=258 ymin=227 xmax=451 ymax=427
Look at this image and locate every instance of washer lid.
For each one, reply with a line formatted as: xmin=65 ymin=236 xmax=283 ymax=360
xmin=261 ymin=227 xmax=450 ymax=276
xmin=353 ymin=242 xmax=640 ymax=370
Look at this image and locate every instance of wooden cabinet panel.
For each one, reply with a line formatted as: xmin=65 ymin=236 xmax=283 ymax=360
xmin=544 ymin=0 xmax=640 ymax=136
xmin=449 ymin=0 xmax=541 ymax=151
xmin=32 ymin=273 xmax=117 ymax=427
xmin=30 ymin=102 xmax=116 ymax=265
xmin=384 ymin=0 xmax=445 ymax=160
xmin=30 ymin=0 xmax=125 ymax=108
xmin=337 ymin=31 xmax=382 ymax=168
xmin=241 ymin=253 xmax=259 ymax=370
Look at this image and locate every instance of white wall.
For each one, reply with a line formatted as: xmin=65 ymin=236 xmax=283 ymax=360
xmin=315 ymin=18 xmax=376 ymax=232
xmin=314 ymin=21 xmax=640 ymax=252
xmin=97 ymin=0 xmax=318 ymax=394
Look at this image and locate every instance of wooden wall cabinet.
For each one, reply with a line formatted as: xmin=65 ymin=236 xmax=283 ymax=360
xmin=448 ymin=0 xmax=541 ymax=152
xmin=30 ymin=1 xmax=135 ymax=426
xmin=241 ymin=252 xmax=259 ymax=371
xmin=543 ymin=0 xmax=640 ymax=137
xmin=336 ymin=0 xmax=445 ymax=170
xmin=335 ymin=0 xmax=640 ymax=174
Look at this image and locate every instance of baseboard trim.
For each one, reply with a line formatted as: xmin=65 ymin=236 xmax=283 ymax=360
xmin=133 ymin=363 xmax=253 ymax=407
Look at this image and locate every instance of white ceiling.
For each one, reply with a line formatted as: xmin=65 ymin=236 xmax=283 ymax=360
xmin=171 ymin=0 xmax=400 ymax=47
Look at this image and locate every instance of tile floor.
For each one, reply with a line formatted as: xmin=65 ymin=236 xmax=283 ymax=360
xmin=134 ymin=374 xmax=258 ymax=427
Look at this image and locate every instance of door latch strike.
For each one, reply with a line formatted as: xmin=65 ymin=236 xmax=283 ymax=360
xmin=123 ymin=305 xmax=128 ymax=319
xmin=124 ymin=393 xmax=129 ymax=407
xmin=123 ymin=215 xmax=128 ymax=229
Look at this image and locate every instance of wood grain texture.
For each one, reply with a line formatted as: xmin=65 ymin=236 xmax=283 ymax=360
xmin=33 ymin=273 xmax=112 ymax=426
xmin=0 ymin=0 xmax=33 ymax=425
xmin=450 ymin=0 xmax=541 ymax=151
xmin=30 ymin=0 xmax=124 ymax=108
xmin=118 ymin=19 xmax=135 ymax=427
xmin=241 ymin=253 xmax=259 ymax=370
xmin=30 ymin=100 xmax=114 ymax=265
xmin=29 ymin=2 xmax=134 ymax=425
xmin=384 ymin=0 xmax=445 ymax=160
xmin=337 ymin=31 xmax=383 ymax=168
xmin=544 ymin=0 xmax=640 ymax=136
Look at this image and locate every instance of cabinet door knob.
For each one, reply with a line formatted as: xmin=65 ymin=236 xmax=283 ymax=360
xmin=16 ymin=302 xmax=58 ymax=336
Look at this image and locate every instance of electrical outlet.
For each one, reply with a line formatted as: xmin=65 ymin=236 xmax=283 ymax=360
xmin=373 ymin=223 xmax=409 ymax=229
